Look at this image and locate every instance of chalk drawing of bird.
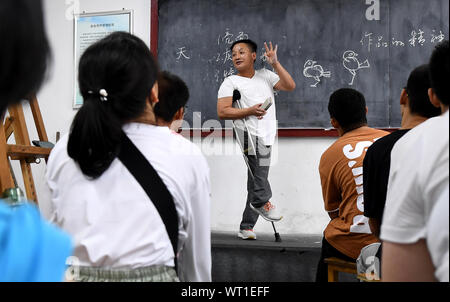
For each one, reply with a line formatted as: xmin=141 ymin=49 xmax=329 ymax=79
xmin=303 ymin=60 xmax=331 ymax=88
xmin=342 ymin=50 xmax=370 ymax=85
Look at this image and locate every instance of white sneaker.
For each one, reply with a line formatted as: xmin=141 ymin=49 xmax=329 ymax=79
xmin=238 ymin=229 xmax=257 ymax=240
xmin=250 ymin=201 xmax=283 ymax=222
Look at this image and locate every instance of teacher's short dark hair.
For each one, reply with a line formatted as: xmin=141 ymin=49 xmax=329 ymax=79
xmin=328 ymin=88 xmax=368 ymax=132
xmin=230 ymin=39 xmax=258 ymax=53
xmin=0 ymin=0 xmax=51 ymax=115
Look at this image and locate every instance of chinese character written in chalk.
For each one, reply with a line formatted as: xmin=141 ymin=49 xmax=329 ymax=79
xmin=409 ymin=29 xmax=426 ymax=47
xmin=221 ymin=29 xmax=234 ymax=45
xmin=391 ymin=37 xmax=405 ymax=47
xmin=377 ymin=36 xmax=388 ymax=48
xmin=223 ymin=67 xmax=235 ymax=78
xmin=431 ymin=30 xmax=445 ymax=43
xmin=236 ymin=32 xmax=249 ymax=41
xmin=176 ymin=47 xmax=190 ymax=60
xmin=360 ymin=32 xmax=374 ymax=52
xmin=222 ymin=49 xmax=232 ymax=64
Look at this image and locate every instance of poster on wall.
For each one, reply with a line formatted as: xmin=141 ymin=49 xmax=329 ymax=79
xmin=73 ymin=10 xmax=133 ymax=108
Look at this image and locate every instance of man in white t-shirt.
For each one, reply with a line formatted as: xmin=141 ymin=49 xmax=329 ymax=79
xmin=217 ymin=39 xmax=295 ymax=239
xmin=381 ymin=40 xmax=449 ymax=282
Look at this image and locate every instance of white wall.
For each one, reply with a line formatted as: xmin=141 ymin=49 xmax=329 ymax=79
xmin=13 ymin=0 xmax=335 ymax=236
xmin=206 ymin=136 xmax=333 ymax=235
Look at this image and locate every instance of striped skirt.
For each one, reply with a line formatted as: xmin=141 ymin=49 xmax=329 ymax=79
xmin=73 ymin=265 xmax=179 ymax=282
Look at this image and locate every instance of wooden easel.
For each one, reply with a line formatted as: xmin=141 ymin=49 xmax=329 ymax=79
xmin=0 ymin=95 xmax=52 ymax=205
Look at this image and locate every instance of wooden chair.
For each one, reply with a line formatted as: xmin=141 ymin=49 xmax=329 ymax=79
xmin=324 ymin=257 xmax=357 ymax=282
xmin=0 ymin=95 xmax=52 ymax=205
xmin=357 ymin=272 xmax=381 ymax=282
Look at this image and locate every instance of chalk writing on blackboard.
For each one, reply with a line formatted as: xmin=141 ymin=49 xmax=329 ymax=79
xmin=409 ymin=29 xmax=426 ymax=46
xmin=222 ymin=49 xmax=232 ymax=64
xmin=361 ymin=28 xmax=446 ymax=52
xmin=260 ymin=49 xmax=268 ymax=63
xmin=343 ymin=50 xmax=370 ymax=86
xmin=303 ymin=60 xmax=331 ymax=88
xmin=212 ymin=29 xmax=250 ymax=83
xmin=217 ymin=29 xmax=249 ymax=45
xmin=431 ymin=30 xmax=446 ymax=43
xmin=176 ymin=47 xmax=190 ymax=61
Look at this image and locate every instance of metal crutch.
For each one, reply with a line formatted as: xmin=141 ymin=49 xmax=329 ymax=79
xmin=231 ymin=89 xmax=281 ymax=243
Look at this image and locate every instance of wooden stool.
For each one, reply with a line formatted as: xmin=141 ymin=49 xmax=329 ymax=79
xmin=324 ymin=257 xmax=357 ymax=282
xmin=357 ymin=272 xmax=381 ymax=282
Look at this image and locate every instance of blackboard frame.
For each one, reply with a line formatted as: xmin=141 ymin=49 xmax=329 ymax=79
xmin=150 ymin=0 xmax=400 ymax=137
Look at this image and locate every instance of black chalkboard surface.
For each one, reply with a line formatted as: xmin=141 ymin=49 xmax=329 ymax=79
xmin=157 ymin=0 xmax=448 ymax=129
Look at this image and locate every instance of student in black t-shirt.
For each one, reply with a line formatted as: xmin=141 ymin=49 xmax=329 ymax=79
xmin=363 ymin=64 xmax=441 ymax=239
xmin=357 ymin=65 xmax=442 ymax=278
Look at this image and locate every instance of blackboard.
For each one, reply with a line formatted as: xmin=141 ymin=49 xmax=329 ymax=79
xmin=156 ymin=0 xmax=449 ymax=129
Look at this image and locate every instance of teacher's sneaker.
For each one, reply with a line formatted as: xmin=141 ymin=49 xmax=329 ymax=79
xmin=250 ymin=201 xmax=283 ymax=222
xmin=238 ymin=229 xmax=257 ymax=240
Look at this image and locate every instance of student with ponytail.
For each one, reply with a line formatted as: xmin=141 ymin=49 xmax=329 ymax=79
xmin=45 ymin=32 xmax=211 ymax=282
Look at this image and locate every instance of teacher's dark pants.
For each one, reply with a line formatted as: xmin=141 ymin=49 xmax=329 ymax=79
xmin=235 ymin=129 xmax=272 ymax=231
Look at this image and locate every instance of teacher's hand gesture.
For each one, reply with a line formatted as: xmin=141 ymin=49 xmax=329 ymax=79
xmin=264 ymin=42 xmax=279 ymax=66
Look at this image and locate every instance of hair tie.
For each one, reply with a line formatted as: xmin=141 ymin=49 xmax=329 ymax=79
xmin=99 ymin=89 xmax=108 ymax=102
xmin=87 ymin=89 xmax=108 ymax=102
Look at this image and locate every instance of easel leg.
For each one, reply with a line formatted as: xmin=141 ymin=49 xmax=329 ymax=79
xmin=7 ymin=104 xmax=39 ymax=204
xmin=0 ymin=120 xmax=15 ymax=192
xmin=20 ymin=160 xmax=38 ymax=204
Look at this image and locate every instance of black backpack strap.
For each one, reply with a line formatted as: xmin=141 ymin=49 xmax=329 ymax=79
xmin=117 ymin=133 xmax=179 ymax=273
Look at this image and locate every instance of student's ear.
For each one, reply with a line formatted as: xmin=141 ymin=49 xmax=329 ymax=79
xmin=252 ymin=52 xmax=257 ymax=63
xmin=365 ymin=106 xmax=368 ymax=115
xmin=330 ymin=117 xmax=339 ymax=129
xmin=400 ymin=88 xmax=408 ymax=106
xmin=149 ymin=82 xmax=159 ymax=105
xmin=428 ymin=88 xmax=441 ymax=109
xmin=173 ymin=107 xmax=184 ymax=121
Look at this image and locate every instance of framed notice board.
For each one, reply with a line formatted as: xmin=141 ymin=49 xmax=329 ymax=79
xmin=73 ymin=10 xmax=134 ymax=108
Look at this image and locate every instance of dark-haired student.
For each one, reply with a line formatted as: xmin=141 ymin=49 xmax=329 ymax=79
xmin=381 ymin=40 xmax=449 ymax=282
xmin=217 ymin=39 xmax=295 ymax=240
xmin=357 ymin=64 xmax=441 ymax=278
xmin=45 ymin=32 xmax=211 ymax=282
xmin=0 ymin=0 xmax=73 ymax=282
xmin=154 ymin=71 xmax=189 ymax=131
xmin=316 ymin=88 xmax=389 ymax=282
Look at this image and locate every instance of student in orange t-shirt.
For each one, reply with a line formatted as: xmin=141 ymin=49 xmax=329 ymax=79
xmin=315 ymin=88 xmax=389 ymax=282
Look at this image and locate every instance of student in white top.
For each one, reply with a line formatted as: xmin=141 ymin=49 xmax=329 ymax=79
xmin=381 ymin=40 xmax=449 ymax=282
xmin=45 ymin=32 xmax=211 ymax=282
xmin=217 ymin=39 xmax=295 ymax=240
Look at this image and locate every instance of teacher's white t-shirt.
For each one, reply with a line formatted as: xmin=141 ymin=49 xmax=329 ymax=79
xmin=218 ymin=68 xmax=280 ymax=146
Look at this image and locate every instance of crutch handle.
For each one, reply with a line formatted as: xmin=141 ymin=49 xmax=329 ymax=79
xmin=233 ymin=89 xmax=241 ymax=103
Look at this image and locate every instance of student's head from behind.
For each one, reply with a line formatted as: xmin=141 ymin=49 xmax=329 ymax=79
xmin=328 ymin=88 xmax=368 ymax=135
xmin=0 ymin=0 xmax=50 ymax=115
xmin=230 ymin=39 xmax=258 ymax=71
xmin=400 ymin=64 xmax=441 ymax=118
xmin=428 ymin=40 xmax=449 ymax=111
xmin=154 ymin=71 xmax=189 ymax=130
xmin=68 ymin=31 xmax=159 ymax=179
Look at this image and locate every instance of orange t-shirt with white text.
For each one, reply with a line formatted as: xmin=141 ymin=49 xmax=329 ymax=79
xmin=319 ymin=127 xmax=389 ymax=259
